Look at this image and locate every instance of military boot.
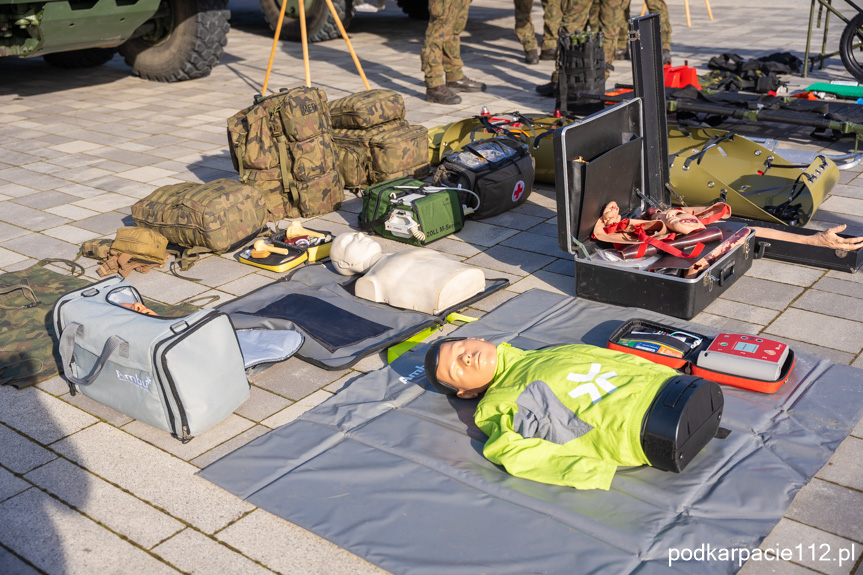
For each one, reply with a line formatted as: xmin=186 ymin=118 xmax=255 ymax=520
xmin=539 ymin=48 xmax=556 ymax=61
xmin=525 ymin=49 xmax=539 ymax=65
xmin=426 ymin=85 xmax=462 ymax=105
xmin=446 ymin=77 xmax=487 ymax=93
xmin=535 ymin=82 xmax=556 ymax=98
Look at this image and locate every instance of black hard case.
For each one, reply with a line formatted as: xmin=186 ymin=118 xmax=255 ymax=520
xmin=552 ymin=15 xmax=755 ymax=320
xmin=731 ymin=217 xmax=863 ymax=273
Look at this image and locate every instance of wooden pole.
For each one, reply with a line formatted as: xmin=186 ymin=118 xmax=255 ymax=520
xmin=640 ymin=2 xmax=647 ymax=17
xmin=322 ymin=0 xmax=371 ymax=90
xmin=261 ymin=0 xmax=291 ymax=95
xmin=684 ymin=0 xmax=692 ymax=27
xmin=705 ymin=0 xmax=714 ymax=20
xmin=298 ymin=0 xmax=311 ymax=86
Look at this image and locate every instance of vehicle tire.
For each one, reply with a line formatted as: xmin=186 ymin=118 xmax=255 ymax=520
xmin=260 ymin=0 xmax=353 ymax=43
xmin=840 ymin=11 xmax=863 ymax=83
xmin=43 ymin=48 xmax=117 ymax=68
xmin=396 ymin=0 xmax=428 ymax=20
xmin=119 ymin=0 xmax=230 ymax=82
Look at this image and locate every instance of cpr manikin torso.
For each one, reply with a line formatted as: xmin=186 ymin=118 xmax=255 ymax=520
xmin=330 ymin=232 xmax=485 ymax=315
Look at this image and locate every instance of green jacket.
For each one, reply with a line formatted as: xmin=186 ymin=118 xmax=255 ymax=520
xmin=474 ymin=343 xmax=679 ymax=490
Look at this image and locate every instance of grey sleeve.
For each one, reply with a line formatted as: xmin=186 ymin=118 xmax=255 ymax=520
xmin=513 ymin=380 xmax=593 ymax=445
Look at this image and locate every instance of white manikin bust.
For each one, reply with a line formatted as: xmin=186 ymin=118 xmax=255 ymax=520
xmin=330 ymin=232 xmax=485 ymax=315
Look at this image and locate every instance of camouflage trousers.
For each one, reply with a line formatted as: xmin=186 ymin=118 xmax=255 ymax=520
xmin=541 ymin=0 xmax=563 ymax=51
xmin=421 ymin=0 xmax=470 ymax=88
xmin=592 ymin=0 xmax=671 ymax=52
xmin=514 ymin=0 xmax=538 ymax=52
xmin=551 ymin=0 xmax=625 ymax=82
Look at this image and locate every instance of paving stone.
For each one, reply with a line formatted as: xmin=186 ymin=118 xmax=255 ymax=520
xmin=792 ymin=290 xmax=863 ymax=323
xmin=764 ymin=309 xmax=863 ymax=354
xmin=753 ymin=518 xmax=862 ymax=575
xmin=11 ymin=191 xmax=79 ymax=210
xmin=500 ymin=229 xmax=571 ymax=257
xmin=820 ymin=195 xmax=863 ymax=218
xmin=123 ymin=269 xmax=207 ymax=304
xmin=478 ymin=211 xmax=547 ymax=231
xmin=786 ymin=478 xmax=863 ymax=543
xmin=44 ymin=205 xmax=101 ymax=221
xmin=466 ymin=287 xmax=519 ymax=313
xmin=720 ymin=276 xmax=805 ymax=311
xmin=0 ymin=546 xmax=41 ymax=575
xmin=233 ymin=386 xmax=293 ymax=422
xmin=350 ymin=349 xmax=389 ymax=373
xmin=215 ymin=509 xmax=385 ymax=575
xmin=0 ymin=246 xmax=28 ymax=267
xmin=55 ymin=183 xmax=108 ymax=199
xmin=122 ymin=414 xmax=254 ymax=461
xmin=323 ymin=372 xmax=364 ymax=394
xmin=261 ymin=390 xmax=332 ymax=429
xmin=0 ymin=203 xmax=70 ymax=232
xmin=426 ymin=236 xmax=482 ymax=258
xmin=58 ymin=391 xmax=133 ymax=427
xmin=216 ymin=273 xmax=275 ymax=297
xmin=66 ymin=211 xmax=131 ymax=235
xmin=190 ymin=424 xmax=270 ymax=469
xmin=703 ymin=298 xmax=779 ymax=326
xmin=464 ymin=245 xmax=555 ymax=276
xmin=70 ymin=192 xmax=136 ymax=213
xmin=815 ymin=435 xmax=863 ymax=491
xmin=812 ymin=277 xmax=863 ymax=299
xmin=453 ymin=220 xmax=519 ymax=247
xmin=0 ymin=232 xmax=79 ymax=261
xmin=25 ymin=458 xmax=184 ymax=549
xmin=250 ymin=357 xmax=346 ymax=400
xmin=0 ymin=466 xmax=30 ymax=504
xmin=0 ymin=424 xmax=56 ymax=474
xmin=508 ymin=269 xmax=571 ymax=295
xmin=825 ymin=269 xmax=863 ymax=285
xmin=171 ymin=255 xmax=253 ymax=288
xmin=745 ymin=259 xmax=824 ymax=287
xmin=42 ymin=224 xmax=100 ymax=245
xmin=691 ymin=312 xmax=763 ymax=335
xmin=153 ymin=528 xmax=274 ymax=575
xmin=51 ymin=423 xmax=253 ymax=534
xmin=0 ymin=488 xmax=179 ymax=575
xmin=0 ymin=386 xmax=97 ymax=445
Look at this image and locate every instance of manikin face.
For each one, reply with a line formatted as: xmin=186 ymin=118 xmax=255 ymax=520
xmin=330 ymin=232 xmax=382 ymax=276
xmin=436 ymin=338 xmax=498 ymax=399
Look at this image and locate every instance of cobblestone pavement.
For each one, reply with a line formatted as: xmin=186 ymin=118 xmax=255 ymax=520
xmin=1 ymin=0 xmax=863 ymax=573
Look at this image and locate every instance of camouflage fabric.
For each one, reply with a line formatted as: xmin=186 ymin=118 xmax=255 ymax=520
xmin=131 ymin=178 xmax=267 ymax=254
xmin=551 ymin=0 xmax=624 ymax=83
xmin=79 ymin=238 xmax=113 ymax=261
xmin=111 ymin=227 xmax=169 ymax=265
xmin=421 ymin=0 xmax=470 ymax=88
xmin=334 ymin=120 xmax=431 ymax=190
xmin=603 ymin=0 xmax=670 ymax=52
xmin=226 ymin=87 xmax=344 ymax=219
xmin=540 ymin=0 xmax=563 ymax=51
xmin=514 ymin=0 xmax=539 ymax=52
xmin=329 ymin=89 xmax=406 ymax=129
xmin=0 ymin=263 xmax=199 ymax=389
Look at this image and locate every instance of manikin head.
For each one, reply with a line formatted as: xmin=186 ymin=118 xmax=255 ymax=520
xmin=330 ymin=232 xmax=384 ymax=276
xmin=424 ymin=337 xmax=498 ymax=399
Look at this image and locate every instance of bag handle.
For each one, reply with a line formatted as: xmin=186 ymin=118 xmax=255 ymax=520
xmin=59 ymin=322 xmax=129 ymax=395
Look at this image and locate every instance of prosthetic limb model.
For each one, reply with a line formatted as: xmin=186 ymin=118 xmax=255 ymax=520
xmin=329 ymin=232 xmax=486 ymax=315
xmin=424 ymin=338 xmax=724 ymax=490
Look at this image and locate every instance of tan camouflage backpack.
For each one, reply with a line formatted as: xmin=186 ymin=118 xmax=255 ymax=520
xmin=226 ymin=87 xmax=344 ymax=220
xmin=328 ymin=89 xmax=430 ymax=191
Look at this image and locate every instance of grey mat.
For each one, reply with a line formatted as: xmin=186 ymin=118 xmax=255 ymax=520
xmin=200 ymin=289 xmax=863 ymax=575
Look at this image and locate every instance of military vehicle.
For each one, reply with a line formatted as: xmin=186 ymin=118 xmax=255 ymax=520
xmin=259 ymin=0 xmax=428 ymax=43
xmin=0 ymin=0 xmax=230 ymax=81
xmin=0 ymin=0 xmax=425 ymax=82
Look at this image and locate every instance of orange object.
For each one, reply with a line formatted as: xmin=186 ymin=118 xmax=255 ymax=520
xmin=604 ymin=87 xmax=633 ymax=104
xmin=663 ymin=64 xmax=701 ymax=89
xmin=120 ymin=302 xmax=157 ymax=316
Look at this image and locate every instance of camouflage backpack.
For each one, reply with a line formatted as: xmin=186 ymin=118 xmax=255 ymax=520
xmin=329 ymin=89 xmax=406 ymax=129
xmin=226 ymin=87 xmax=344 ymax=221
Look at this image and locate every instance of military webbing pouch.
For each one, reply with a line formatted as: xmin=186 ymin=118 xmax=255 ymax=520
xmin=131 ymin=179 xmax=267 ymax=255
xmin=359 ymin=177 xmax=464 ymax=246
xmin=333 ymin=120 xmax=430 ymax=190
xmin=111 ymin=227 xmax=169 ymax=265
xmin=328 ymin=89 xmax=406 ymax=129
xmin=79 ymin=238 xmax=114 ymax=261
xmin=53 ymin=276 xmax=249 ymax=442
xmin=557 ymin=29 xmax=606 ymax=116
xmin=432 ymin=137 xmax=535 ymax=220
xmin=226 ymin=87 xmax=344 ymax=220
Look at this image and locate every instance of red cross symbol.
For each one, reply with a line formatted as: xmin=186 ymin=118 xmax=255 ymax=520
xmin=512 ymin=180 xmax=525 ymax=202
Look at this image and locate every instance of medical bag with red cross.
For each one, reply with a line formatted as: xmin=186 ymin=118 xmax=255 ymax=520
xmin=432 ymin=137 xmax=536 ymax=220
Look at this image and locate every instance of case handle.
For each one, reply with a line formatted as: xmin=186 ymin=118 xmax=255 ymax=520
xmin=59 ymin=322 xmax=129 ymax=395
xmin=718 ymin=262 xmax=735 ymax=286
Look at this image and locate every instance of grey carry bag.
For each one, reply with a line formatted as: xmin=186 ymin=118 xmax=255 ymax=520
xmin=53 ymin=276 xmax=250 ymax=442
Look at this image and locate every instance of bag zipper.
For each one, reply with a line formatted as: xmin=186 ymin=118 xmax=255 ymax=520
xmin=155 ymin=310 xmax=221 ymax=442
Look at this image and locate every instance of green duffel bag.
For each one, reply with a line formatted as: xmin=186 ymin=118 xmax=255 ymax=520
xmin=131 ymin=178 xmax=267 ymax=255
xmin=333 ymin=120 xmax=430 ymax=190
xmin=329 ymin=89 xmax=405 ymax=129
xmin=358 ymin=177 xmax=464 ymax=246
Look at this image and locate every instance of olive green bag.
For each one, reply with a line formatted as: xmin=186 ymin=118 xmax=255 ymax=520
xmin=131 ymin=178 xmax=267 ymax=255
xmin=226 ymin=87 xmax=344 ymax=220
xmin=329 ymin=89 xmax=405 ymax=129
xmin=333 ymin=120 xmax=430 ymax=191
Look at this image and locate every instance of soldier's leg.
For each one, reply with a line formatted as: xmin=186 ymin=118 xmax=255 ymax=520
xmin=442 ymin=0 xmax=469 ymax=83
xmin=617 ymin=0 xmax=630 ymax=52
xmin=589 ymin=0 xmax=600 ymax=31
xmin=598 ymin=0 xmax=626 ymax=68
xmin=514 ymin=0 xmax=539 ymax=61
xmin=421 ymin=0 xmax=450 ymax=89
xmin=646 ymin=0 xmax=671 ymax=53
xmin=541 ymin=0 xmax=562 ymax=54
xmin=548 ymin=0 xmax=592 ymax=85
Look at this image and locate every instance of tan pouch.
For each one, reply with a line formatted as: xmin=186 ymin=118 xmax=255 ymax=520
xmin=111 ymin=228 xmax=169 ymax=265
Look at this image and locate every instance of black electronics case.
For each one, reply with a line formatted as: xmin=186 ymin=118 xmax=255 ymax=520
xmin=553 ymin=15 xmax=756 ymax=319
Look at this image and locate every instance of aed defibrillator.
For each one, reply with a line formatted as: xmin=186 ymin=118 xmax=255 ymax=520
xmin=607 ymin=318 xmax=796 ymax=394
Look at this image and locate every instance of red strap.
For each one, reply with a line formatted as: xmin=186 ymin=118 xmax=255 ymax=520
xmin=602 ymin=218 xmax=631 ymax=234
xmin=697 ymin=204 xmax=731 ymax=225
xmin=634 ymin=226 xmax=705 ymax=259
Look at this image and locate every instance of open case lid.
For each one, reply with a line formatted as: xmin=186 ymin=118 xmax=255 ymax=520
xmin=553 ymin=14 xmax=671 ymax=255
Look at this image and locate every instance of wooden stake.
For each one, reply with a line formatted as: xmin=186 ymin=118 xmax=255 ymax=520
xmin=322 ymin=0 xmax=371 ymax=90
xmin=298 ymin=0 xmax=311 ymax=86
xmin=261 ymin=0 xmax=290 ymax=95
